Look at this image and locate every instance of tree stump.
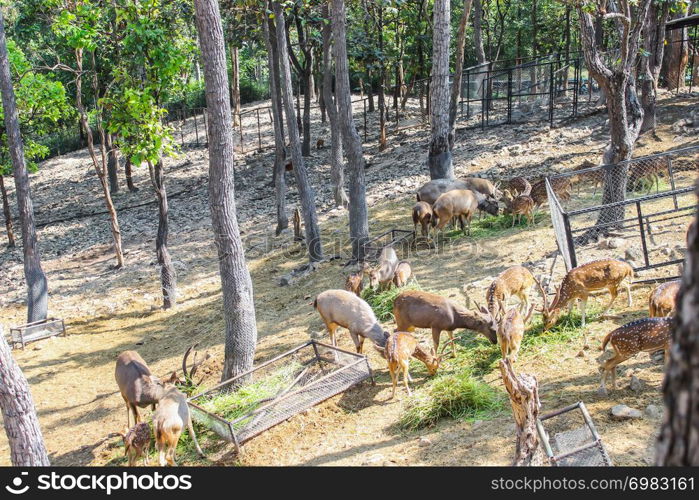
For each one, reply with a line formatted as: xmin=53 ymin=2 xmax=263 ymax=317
xmin=499 ymin=358 xmax=546 ymax=466
xmin=293 ymin=207 xmax=304 ymax=243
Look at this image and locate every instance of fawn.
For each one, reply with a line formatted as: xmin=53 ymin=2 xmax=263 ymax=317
xmin=392 ymin=261 xmax=412 ymax=288
xmin=502 ymin=190 xmax=535 ymax=227
xmin=538 ymin=259 xmax=634 ymax=343
xmin=648 ymin=280 xmax=680 ymax=317
xmin=496 ymin=305 xmax=535 ymax=362
xmin=368 ymin=247 xmax=399 ymax=291
xmin=382 ymin=331 xmax=442 ymax=398
xmin=597 ymin=317 xmax=672 ymax=394
xmin=486 ymin=265 xmax=536 ymax=320
xmin=120 ymin=422 xmax=151 ymax=466
xmin=344 ymin=262 xmax=369 ymax=297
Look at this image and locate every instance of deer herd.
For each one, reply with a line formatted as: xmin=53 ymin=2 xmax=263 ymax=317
xmin=109 ymin=168 xmax=686 ymax=466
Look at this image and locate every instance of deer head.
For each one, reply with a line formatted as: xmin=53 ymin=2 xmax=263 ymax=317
xmin=475 ymin=302 xmax=500 ymax=342
xmin=368 ymin=269 xmax=380 ymax=288
xmin=535 ymin=277 xmax=561 ymax=330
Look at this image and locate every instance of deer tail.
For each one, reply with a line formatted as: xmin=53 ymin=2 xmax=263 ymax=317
xmin=600 ymin=331 xmax=613 ymax=352
xmin=313 ymin=297 xmax=318 ymax=309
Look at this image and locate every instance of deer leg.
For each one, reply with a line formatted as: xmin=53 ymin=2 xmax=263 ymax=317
xmin=431 ymin=328 xmax=442 ymax=354
xmin=580 ymin=297 xmax=588 ymax=329
xmin=402 ymin=362 xmax=412 ymax=396
xmin=625 ymin=280 xmax=632 ymax=307
xmin=603 ymin=287 xmax=619 ymax=315
xmin=131 ymin=404 xmax=140 ymax=425
xmin=389 ymin=366 xmax=397 ymax=399
xmin=124 ymin=399 xmax=131 ymax=429
xmin=353 ymin=333 xmax=365 ymax=354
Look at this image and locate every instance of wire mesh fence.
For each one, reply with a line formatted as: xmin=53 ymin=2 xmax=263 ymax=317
xmin=547 ymin=146 xmax=698 ymax=282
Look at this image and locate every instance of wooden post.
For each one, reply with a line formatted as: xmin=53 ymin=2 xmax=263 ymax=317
xmin=499 ymin=359 xmax=545 ymax=466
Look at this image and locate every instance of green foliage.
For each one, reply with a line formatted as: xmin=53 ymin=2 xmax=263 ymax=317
xmin=399 ymin=369 xmax=505 ymax=430
xmin=361 ymin=281 xmax=422 ymax=322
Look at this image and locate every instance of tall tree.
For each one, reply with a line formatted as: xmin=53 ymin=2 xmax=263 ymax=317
xmin=449 ymin=0 xmax=474 ymax=139
xmin=194 ymin=0 xmax=258 ymax=381
xmin=331 ymin=0 xmax=369 ymax=261
xmin=656 ymin=203 xmax=699 ymax=465
xmin=273 ymin=0 xmax=323 ymax=263
xmin=0 ymin=174 xmax=14 ymax=247
xmin=640 ymin=0 xmax=670 ymax=136
xmin=427 ymin=0 xmax=453 ymax=180
xmin=322 ymin=2 xmax=349 ymax=209
xmin=0 ymin=8 xmax=48 ymax=322
xmin=0 ymin=329 xmax=50 ymax=466
xmin=576 ymin=0 xmax=652 ymax=242
xmin=661 ymin=4 xmax=690 ymax=90
xmin=262 ymin=7 xmax=289 ymax=235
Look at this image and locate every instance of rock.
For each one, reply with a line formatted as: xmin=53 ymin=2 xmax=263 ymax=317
xmin=576 ymin=350 xmax=586 ymax=358
xmin=625 ymin=247 xmax=643 ymax=262
xmin=471 ymin=419 xmax=484 ymax=430
xmin=629 ymin=375 xmax=645 ymax=392
xmin=645 ymin=404 xmax=663 ymax=419
xmin=610 ymin=404 xmax=642 ymax=420
xmin=417 ymin=437 xmax=432 ymax=447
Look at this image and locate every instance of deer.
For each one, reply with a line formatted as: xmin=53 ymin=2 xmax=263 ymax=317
xmin=345 ymin=262 xmax=369 ymax=297
xmin=486 ymin=265 xmax=536 ymax=320
xmin=416 ymin=178 xmax=499 ymax=218
xmin=597 ymin=317 xmax=672 ymax=395
xmin=392 ymin=261 xmax=412 ymax=288
xmin=152 ymin=385 xmax=205 ymax=466
xmin=431 ymin=189 xmax=479 ymax=235
xmin=571 ymin=160 xmax=603 ymax=194
xmin=461 ymin=177 xmax=502 ymax=201
xmin=119 ymin=422 xmax=151 ymax=466
xmin=381 ymin=331 xmax=442 ymax=398
xmin=368 ymin=246 xmax=399 ymax=291
xmin=115 ymin=351 xmax=174 ymax=428
xmin=316 ymin=138 xmax=325 ymax=149
xmin=393 ymin=290 xmax=499 ymax=358
xmin=507 ymin=176 xmax=532 ymax=196
xmin=648 ymin=280 xmax=680 ymax=317
xmin=496 ymin=305 xmax=535 ymax=362
xmin=538 ymin=259 xmax=634 ymax=345
xmin=530 ymin=177 xmax=572 ymax=207
xmin=412 ymin=201 xmax=433 ymax=238
xmin=314 ymin=289 xmax=389 ymax=352
xmin=501 ymin=190 xmax=535 ymax=227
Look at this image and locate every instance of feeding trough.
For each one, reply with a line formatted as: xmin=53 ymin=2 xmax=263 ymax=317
xmin=9 ymin=318 xmax=66 ymax=349
xmin=363 ymin=228 xmax=415 ymax=262
xmin=188 ymin=340 xmax=374 ymax=453
xmin=536 ymin=401 xmax=612 ymax=466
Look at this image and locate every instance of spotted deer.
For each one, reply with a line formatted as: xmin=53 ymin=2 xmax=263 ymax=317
xmin=648 ymin=280 xmax=680 ymax=317
xmin=496 ymin=305 xmax=534 ymax=362
xmin=345 ymin=262 xmax=369 ymax=296
xmin=381 ymin=331 xmax=442 ymax=398
xmin=502 ymin=190 xmax=535 ymax=227
xmin=120 ymin=422 xmax=151 ymax=466
xmin=597 ymin=317 xmax=672 ymax=394
xmin=507 ymin=176 xmax=532 ymax=196
xmin=538 ymin=259 xmax=634 ymax=343
xmin=486 ymin=265 xmax=536 ymax=320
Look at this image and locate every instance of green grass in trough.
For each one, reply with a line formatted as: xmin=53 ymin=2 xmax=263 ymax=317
xmin=361 ymin=281 xmax=422 ymax=322
xmin=442 ymin=210 xmax=549 ymax=240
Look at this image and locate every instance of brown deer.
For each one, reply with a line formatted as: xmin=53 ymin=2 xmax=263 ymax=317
xmin=344 ymin=262 xmax=368 ymax=297
xmin=571 ymin=160 xmax=603 ymax=194
xmin=415 ymin=178 xmax=498 ymax=217
xmin=316 ymin=138 xmax=325 ymax=149
xmin=502 ymin=190 xmax=535 ymax=227
xmin=152 ymin=385 xmax=205 ymax=466
xmin=538 ymin=259 xmax=634 ymax=341
xmin=507 ymin=176 xmax=532 ymax=196
xmin=461 ymin=177 xmax=502 ymax=200
xmin=392 ymin=261 xmax=412 ymax=288
xmin=648 ymin=280 xmax=680 ymax=317
xmin=496 ymin=305 xmax=534 ymax=362
xmin=597 ymin=317 xmax=672 ymax=394
xmin=393 ymin=290 xmax=499 ymax=357
xmin=314 ymin=289 xmax=389 ymax=352
xmin=486 ymin=265 xmax=536 ymax=320
xmin=368 ymin=246 xmax=399 ymax=290
xmin=432 ymin=189 xmax=479 ymax=235
xmin=115 ymin=351 xmax=173 ymax=428
xmin=382 ymin=331 xmax=442 ymax=398
xmin=412 ymin=201 xmax=433 ymax=237
xmin=120 ymin=422 xmax=151 ymax=466
xmin=530 ymin=177 xmax=572 ymax=207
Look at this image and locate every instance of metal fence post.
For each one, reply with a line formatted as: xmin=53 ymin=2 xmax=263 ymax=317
xmin=507 ymin=68 xmax=513 ymax=124
xmin=636 ymin=201 xmax=651 ymax=268
xmin=667 ymin=157 xmax=679 ymax=209
xmin=256 ymin=108 xmax=262 ymax=151
xmin=549 ymin=62 xmax=555 ymax=127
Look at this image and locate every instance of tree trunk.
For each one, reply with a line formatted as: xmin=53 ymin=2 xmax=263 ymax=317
xmin=230 ymin=44 xmax=241 ymax=127
xmin=499 ymin=359 xmax=545 ymax=466
xmin=0 ymin=12 xmax=48 ymax=322
xmin=332 ymin=0 xmax=369 ymax=262
xmin=0 ymin=328 xmax=50 ymax=466
xmin=640 ymin=2 xmax=669 ymax=135
xmin=474 ymin=0 xmax=486 ymax=65
xmin=0 ymin=174 xmax=15 ymax=247
xmin=449 ymin=0 xmax=474 ymax=138
xmin=377 ymin=5 xmax=387 ymax=151
xmin=289 ymin=15 xmax=313 ymax=157
xmin=366 ymin=70 xmax=375 ymax=112
xmin=322 ymin=3 xmax=349 ymax=209
xmin=194 ymin=0 xmax=258 ymax=382
xmin=274 ymin=1 xmax=323 ymax=263
xmin=661 ymin=7 xmax=690 ymax=91
xmin=106 ymin=133 xmax=119 ymax=194
xmin=656 ymin=196 xmax=699 ymax=465
xmin=124 ymin=157 xmax=138 ymax=192
xmin=149 ymin=160 xmax=176 ymax=309
xmin=427 ymin=0 xmax=453 ymax=180
xmin=263 ymin=13 xmax=289 ymax=235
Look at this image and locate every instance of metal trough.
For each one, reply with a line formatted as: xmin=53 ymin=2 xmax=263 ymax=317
xmin=9 ymin=318 xmax=66 ymax=349
xmin=188 ymin=340 xmax=374 ymax=453
xmin=536 ymin=401 xmax=612 ymax=466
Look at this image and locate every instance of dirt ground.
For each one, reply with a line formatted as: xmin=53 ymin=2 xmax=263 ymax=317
xmin=0 ymin=90 xmax=697 ymax=466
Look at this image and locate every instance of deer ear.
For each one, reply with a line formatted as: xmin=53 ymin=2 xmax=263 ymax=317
xmin=166 ymin=371 xmax=179 ymax=384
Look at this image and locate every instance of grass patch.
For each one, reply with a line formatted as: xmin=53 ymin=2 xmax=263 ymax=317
xmin=361 ymin=281 xmax=422 ymax=322
xmin=399 ymin=369 xmax=505 ymax=430
xmin=441 ymin=211 xmax=549 ymax=240
xmin=197 ymin=361 xmax=302 ymax=423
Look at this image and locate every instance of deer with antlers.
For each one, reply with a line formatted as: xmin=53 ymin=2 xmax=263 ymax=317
xmin=597 ymin=317 xmax=672 ymax=394
xmin=538 ymin=259 xmax=634 ymax=343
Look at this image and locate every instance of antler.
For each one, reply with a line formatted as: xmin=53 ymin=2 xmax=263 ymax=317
xmin=534 ymin=276 xmax=550 ymax=312
xmin=182 ymin=344 xmax=212 ymax=385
